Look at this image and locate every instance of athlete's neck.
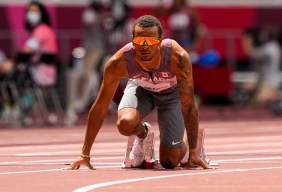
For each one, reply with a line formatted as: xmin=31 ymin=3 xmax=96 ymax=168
xmin=135 ymin=49 xmax=161 ymax=72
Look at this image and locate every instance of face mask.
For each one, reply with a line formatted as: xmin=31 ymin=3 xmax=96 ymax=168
xmin=26 ymin=11 xmax=41 ymax=26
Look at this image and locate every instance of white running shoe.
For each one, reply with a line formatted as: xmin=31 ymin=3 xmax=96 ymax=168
xmin=129 ymin=122 xmax=151 ymax=168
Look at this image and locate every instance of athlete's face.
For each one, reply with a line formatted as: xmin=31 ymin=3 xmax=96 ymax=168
xmin=132 ymin=25 xmax=162 ymax=61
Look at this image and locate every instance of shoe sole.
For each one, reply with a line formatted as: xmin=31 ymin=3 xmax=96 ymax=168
xmin=144 ymin=132 xmax=155 ymax=162
xmin=122 ymin=135 xmax=135 ymax=168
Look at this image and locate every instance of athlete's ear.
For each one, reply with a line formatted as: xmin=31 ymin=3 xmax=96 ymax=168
xmin=159 ymin=36 xmax=163 ymax=45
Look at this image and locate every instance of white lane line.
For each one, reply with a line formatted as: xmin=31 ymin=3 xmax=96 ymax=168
xmin=73 ymin=166 xmax=282 ymax=192
xmin=0 ymin=156 xmax=124 ymax=166
xmin=207 ymin=142 xmax=282 ymax=149
xmin=0 ymin=142 xmax=127 ymax=151
xmin=1 ymin=148 xmax=281 ymax=158
xmin=1 ymin=156 xmax=282 ymax=175
xmin=208 ymin=148 xmax=282 ymax=155
xmin=214 ymin=156 xmax=282 ymax=163
xmin=1 ymin=155 xmax=281 ymax=166
xmin=0 ymin=156 xmax=282 ymax=166
xmin=0 ymin=169 xmax=62 ymax=175
xmin=0 ymin=165 xmax=123 ymax=175
xmin=205 ymin=134 xmax=282 ymax=143
xmin=0 ymin=149 xmax=123 ymax=157
xmin=0 ymin=144 xmax=81 ymax=151
xmin=0 ymin=152 xmax=80 ymax=157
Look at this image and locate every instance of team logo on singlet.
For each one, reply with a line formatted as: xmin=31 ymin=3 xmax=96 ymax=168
xmin=159 ymin=72 xmax=171 ymax=78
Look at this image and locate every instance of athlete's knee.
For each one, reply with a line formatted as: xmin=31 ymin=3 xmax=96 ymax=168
xmin=160 ymin=157 xmax=178 ymax=169
xmin=116 ymin=115 xmax=136 ymax=136
xmin=159 ymin=145 xmax=181 ymax=169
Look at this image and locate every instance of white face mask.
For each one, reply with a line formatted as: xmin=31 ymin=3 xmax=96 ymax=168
xmin=26 ymin=11 xmax=41 ymax=26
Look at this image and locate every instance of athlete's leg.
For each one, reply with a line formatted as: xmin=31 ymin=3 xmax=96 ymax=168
xmin=117 ymin=82 xmax=155 ymax=167
xmin=116 ymin=81 xmax=154 ymax=138
xmin=117 ymin=108 xmax=147 ymax=138
xmin=154 ymin=89 xmax=186 ymax=169
xmin=78 ymin=49 xmax=104 ymax=111
xmin=159 ymin=141 xmax=187 ymax=169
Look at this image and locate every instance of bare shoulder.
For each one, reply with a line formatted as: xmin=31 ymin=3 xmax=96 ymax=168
xmin=104 ymin=46 xmax=129 ymax=78
xmin=170 ymin=40 xmax=191 ymax=77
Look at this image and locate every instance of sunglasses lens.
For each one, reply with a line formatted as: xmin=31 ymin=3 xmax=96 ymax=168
xmin=133 ymin=37 xmax=160 ymax=45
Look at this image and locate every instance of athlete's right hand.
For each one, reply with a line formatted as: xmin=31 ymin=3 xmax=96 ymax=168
xmin=63 ymin=155 xmax=95 ymax=170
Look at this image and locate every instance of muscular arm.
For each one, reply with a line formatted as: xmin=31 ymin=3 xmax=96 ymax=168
xmin=81 ymin=52 xmax=127 ymax=156
xmin=177 ymin=54 xmax=198 ymax=150
xmin=171 ymin=42 xmax=214 ymax=169
xmin=65 ymin=48 xmax=129 ymax=170
xmin=171 ymin=41 xmax=199 ymax=150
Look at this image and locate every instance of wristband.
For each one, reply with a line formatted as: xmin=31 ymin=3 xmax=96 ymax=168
xmin=80 ymin=154 xmax=90 ymax=158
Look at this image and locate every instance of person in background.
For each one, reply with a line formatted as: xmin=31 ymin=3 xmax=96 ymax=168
xmin=65 ymin=0 xmax=106 ymax=126
xmin=0 ymin=50 xmax=14 ymax=121
xmin=242 ymin=26 xmax=282 ymax=106
xmin=23 ymin=0 xmax=58 ymax=87
xmin=167 ymin=0 xmax=203 ymax=54
xmin=1 ymin=0 xmax=59 ymax=126
xmin=110 ymin=0 xmax=131 ymax=32
xmin=104 ymin=0 xmax=132 ymax=55
xmin=102 ymin=0 xmax=132 ymax=112
xmin=155 ymin=0 xmax=204 ymax=64
xmin=0 ymin=51 xmax=13 ymax=75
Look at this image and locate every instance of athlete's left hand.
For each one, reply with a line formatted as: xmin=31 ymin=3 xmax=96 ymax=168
xmin=185 ymin=150 xmax=216 ymax=169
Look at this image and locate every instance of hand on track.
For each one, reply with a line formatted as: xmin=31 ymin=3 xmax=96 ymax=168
xmin=63 ymin=156 xmax=95 ymax=170
xmin=185 ymin=154 xmax=217 ymax=169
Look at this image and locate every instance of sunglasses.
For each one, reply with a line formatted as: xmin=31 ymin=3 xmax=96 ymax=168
xmin=132 ymin=36 xmax=160 ymax=46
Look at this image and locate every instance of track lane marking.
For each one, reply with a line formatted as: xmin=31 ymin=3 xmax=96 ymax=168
xmin=1 ymin=156 xmax=282 ymax=174
xmin=73 ymin=166 xmax=282 ymax=192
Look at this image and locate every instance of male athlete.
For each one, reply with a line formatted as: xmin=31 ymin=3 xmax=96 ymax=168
xmin=66 ymin=15 xmax=212 ymax=170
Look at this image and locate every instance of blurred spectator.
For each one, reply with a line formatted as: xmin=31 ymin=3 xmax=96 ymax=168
xmin=0 ymin=51 xmax=13 ymax=75
xmin=166 ymin=0 xmax=203 ymax=54
xmin=102 ymin=0 xmax=132 ymax=110
xmin=110 ymin=0 xmax=131 ymax=31
xmin=242 ymin=26 xmax=282 ymax=106
xmin=0 ymin=50 xmax=13 ymax=121
xmin=154 ymin=0 xmax=174 ymax=37
xmin=23 ymin=0 xmax=58 ymax=86
xmin=1 ymin=0 xmax=59 ymax=126
xmin=65 ymin=0 xmax=106 ymax=125
xmin=155 ymin=0 xmax=204 ymax=63
xmin=104 ymin=0 xmax=132 ymax=55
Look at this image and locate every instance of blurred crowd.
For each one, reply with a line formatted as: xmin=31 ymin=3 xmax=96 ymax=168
xmin=1 ymin=0 xmax=282 ymax=128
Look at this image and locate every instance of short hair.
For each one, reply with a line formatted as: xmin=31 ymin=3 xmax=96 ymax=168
xmin=24 ymin=1 xmax=51 ymax=31
xmin=132 ymin=15 xmax=162 ymax=38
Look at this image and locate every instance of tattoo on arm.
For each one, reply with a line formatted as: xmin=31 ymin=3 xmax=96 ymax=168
xmin=177 ymin=54 xmax=199 ymax=149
